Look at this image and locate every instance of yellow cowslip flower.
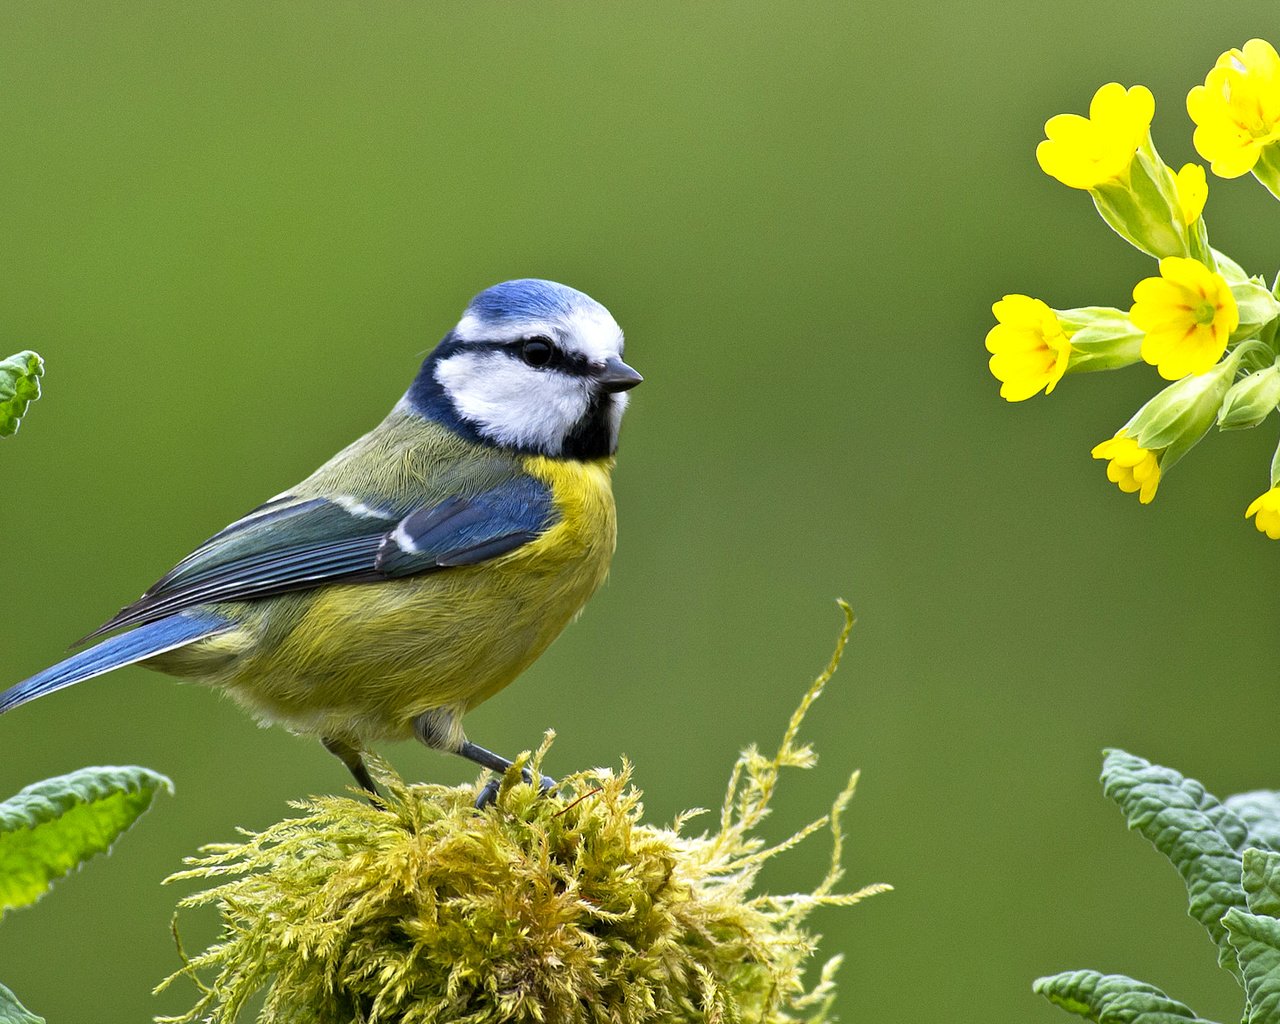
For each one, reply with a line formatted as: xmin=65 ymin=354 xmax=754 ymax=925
xmin=1130 ymin=257 xmax=1238 ymax=380
xmin=985 ymin=295 xmax=1073 ymax=401
xmin=1091 ymin=433 xmax=1160 ymax=504
xmin=1187 ymin=39 xmax=1280 ymax=178
xmin=1245 ymin=486 xmax=1280 ymax=539
xmin=1037 ymin=83 xmax=1155 ymax=190
xmin=1171 ymin=163 xmax=1208 ymax=225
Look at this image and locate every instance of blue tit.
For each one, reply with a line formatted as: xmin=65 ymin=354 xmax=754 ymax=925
xmin=0 ymin=279 xmax=642 ymax=806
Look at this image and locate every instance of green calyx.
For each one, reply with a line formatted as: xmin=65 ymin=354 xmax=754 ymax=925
xmin=1123 ymin=353 xmax=1240 ymax=469
xmin=1090 ymin=139 xmax=1209 ymax=263
xmin=1055 ymin=306 xmax=1144 ymax=374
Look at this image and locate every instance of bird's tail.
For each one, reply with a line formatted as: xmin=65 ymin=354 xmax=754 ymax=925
xmin=0 ymin=612 xmax=232 ymax=714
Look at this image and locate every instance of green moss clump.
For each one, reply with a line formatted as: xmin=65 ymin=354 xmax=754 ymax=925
xmin=158 ymin=604 xmax=887 ymax=1024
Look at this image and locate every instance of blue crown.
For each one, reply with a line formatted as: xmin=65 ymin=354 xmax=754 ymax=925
xmin=463 ymin=279 xmax=602 ymax=327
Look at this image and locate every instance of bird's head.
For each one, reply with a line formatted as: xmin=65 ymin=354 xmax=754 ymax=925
xmin=406 ymin=279 xmax=642 ymax=460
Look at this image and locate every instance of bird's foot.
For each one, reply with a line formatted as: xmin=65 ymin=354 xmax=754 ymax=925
xmin=474 ymin=770 xmax=556 ymax=810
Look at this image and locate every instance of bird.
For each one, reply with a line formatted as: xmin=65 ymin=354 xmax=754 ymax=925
xmin=0 ymin=279 xmax=642 ymax=807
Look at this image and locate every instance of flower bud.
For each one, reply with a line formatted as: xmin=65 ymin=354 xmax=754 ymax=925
xmin=1214 ymin=255 xmax=1280 ymax=340
xmin=1218 ymin=364 xmax=1280 ymax=430
xmin=1124 ymin=353 xmax=1241 ymax=469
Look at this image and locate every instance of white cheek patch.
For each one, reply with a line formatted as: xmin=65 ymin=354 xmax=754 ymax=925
xmin=435 ymin=351 xmax=591 ymax=454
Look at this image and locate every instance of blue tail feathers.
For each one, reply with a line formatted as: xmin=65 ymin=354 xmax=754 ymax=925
xmin=0 ymin=613 xmax=231 ymax=714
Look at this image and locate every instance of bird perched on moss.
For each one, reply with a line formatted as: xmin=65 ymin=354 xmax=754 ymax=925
xmin=0 ymin=280 xmax=642 ymax=806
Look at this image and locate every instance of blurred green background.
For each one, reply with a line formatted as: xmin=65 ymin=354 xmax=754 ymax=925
xmin=3 ymin=3 xmax=1279 ymax=1021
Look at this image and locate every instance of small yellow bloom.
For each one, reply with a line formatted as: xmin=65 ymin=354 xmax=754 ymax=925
xmin=1129 ymin=257 xmax=1238 ymax=380
xmin=1188 ymin=39 xmax=1280 ymax=178
xmin=1245 ymin=486 xmax=1280 ymax=539
xmin=1171 ymin=163 xmax=1208 ymax=225
xmin=1037 ymin=83 xmax=1155 ymax=190
xmin=985 ymin=295 xmax=1073 ymax=401
xmin=1091 ymin=433 xmax=1161 ymax=504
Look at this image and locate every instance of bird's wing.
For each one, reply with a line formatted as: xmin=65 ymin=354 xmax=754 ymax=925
xmin=80 ymin=473 xmax=557 ymax=642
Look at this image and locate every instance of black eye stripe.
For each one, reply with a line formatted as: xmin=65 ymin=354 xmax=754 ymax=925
xmin=495 ymin=339 xmax=593 ymax=376
xmin=447 ymin=336 xmax=597 ymax=377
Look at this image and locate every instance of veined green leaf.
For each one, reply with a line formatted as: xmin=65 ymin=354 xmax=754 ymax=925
xmin=1224 ymin=909 xmax=1280 ymax=1024
xmin=1227 ymin=793 xmax=1280 ymax=854
xmin=0 ymin=765 xmax=172 ymax=916
xmin=0 ymin=351 xmax=43 ymax=438
xmin=1102 ymin=750 xmax=1248 ymax=976
xmin=1242 ymin=849 xmax=1280 ymax=918
xmin=0 ymin=982 xmax=44 ymax=1024
xmin=1032 ymin=969 xmax=1215 ymax=1023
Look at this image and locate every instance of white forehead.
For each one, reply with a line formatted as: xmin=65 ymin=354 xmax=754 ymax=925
xmin=452 ymin=280 xmax=624 ymax=362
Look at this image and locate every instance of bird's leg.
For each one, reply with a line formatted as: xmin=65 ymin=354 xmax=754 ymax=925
xmin=321 ymin=736 xmax=382 ymax=803
xmin=458 ymin=740 xmax=557 ymax=809
xmin=413 ymin=708 xmax=555 ymax=809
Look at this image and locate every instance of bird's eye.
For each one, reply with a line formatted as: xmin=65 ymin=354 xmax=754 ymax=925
xmin=521 ymin=337 xmax=555 ymax=368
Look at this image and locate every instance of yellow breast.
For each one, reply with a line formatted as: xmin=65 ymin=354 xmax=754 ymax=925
xmin=516 ymin=454 xmax=617 ymax=573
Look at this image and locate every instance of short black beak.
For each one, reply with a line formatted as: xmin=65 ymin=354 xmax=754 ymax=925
xmin=596 ymin=356 xmax=644 ymax=393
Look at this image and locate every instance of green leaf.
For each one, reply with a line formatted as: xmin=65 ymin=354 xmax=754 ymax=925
xmin=1101 ymin=750 xmax=1248 ymax=976
xmin=0 ymin=351 xmax=44 ymax=438
xmin=0 ymin=765 xmax=172 ymax=916
xmin=1242 ymin=849 xmax=1280 ymax=918
xmin=1224 ymin=909 xmax=1280 ymax=1024
xmin=0 ymin=982 xmax=44 ymax=1024
xmin=1032 ymin=969 xmax=1215 ymax=1023
xmin=1228 ymin=793 xmax=1280 ymax=853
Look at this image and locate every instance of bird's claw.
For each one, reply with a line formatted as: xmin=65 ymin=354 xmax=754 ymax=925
xmin=474 ymin=778 xmax=501 ymax=810
xmin=474 ymin=771 xmax=557 ymax=810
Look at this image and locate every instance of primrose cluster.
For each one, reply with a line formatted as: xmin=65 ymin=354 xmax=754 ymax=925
xmin=985 ymin=39 xmax=1280 ymax=538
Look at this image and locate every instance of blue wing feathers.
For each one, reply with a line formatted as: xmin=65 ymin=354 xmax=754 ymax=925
xmin=154 ymin=496 xmax=380 ymax=594
xmin=375 ymin=476 xmax=555 ymax=575
xmin=79 ymin=474 xmax=558 ymax=643
xmin=0 ymin=612 xmax=232 ymax=714
xmin=115 ymin=536 xmax=385 ymax=622
xmin=436 ymin=532 xmax=542 ymax=567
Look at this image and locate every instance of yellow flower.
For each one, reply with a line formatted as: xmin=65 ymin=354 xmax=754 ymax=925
xmin=1130 ymin=257 xmax=1238 ymax=380
xmin=1170 ymin=163 xmax=1208 ymax=225
xmin=1246 ymin=487 xmax=1280 ymax=539
xmin=1188 ymin=39 xmax=1280 ymax=178
xmin=1037 ymin=83 xmax=1155 ymax=190
xmin=1091 ymin=433 xmax=1161 ymax=504
xmin=985 ymin=295 xmax=1073 ymax=401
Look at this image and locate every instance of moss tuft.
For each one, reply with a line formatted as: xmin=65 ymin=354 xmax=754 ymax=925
xmin=158 ymin=603 xmax=888 ymax=1023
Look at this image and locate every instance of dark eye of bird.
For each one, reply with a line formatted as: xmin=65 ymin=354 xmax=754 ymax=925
xmin=521 ymin=337 xmax=556 ymax=368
